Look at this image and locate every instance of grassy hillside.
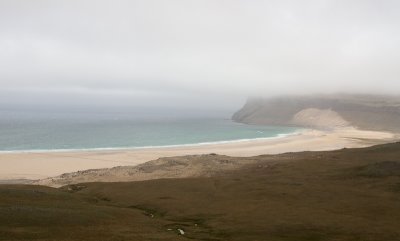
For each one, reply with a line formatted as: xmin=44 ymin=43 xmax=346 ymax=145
xmin=1 ymin=142 xmax=400 ymax=240
xmin=232 ymin=94 xmax=400 ymax=132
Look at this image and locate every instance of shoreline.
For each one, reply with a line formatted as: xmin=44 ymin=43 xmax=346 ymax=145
xmin=0 ymin=129 xmax=303 ymax=154
xmin=0 ymin=127 xmax=397 ymax=181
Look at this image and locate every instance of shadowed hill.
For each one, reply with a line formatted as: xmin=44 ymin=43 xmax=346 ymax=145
xmin=1 ymin=142 xmax=400 ymax=240
xmin=232 ymin=94 xmax=400 ymax=132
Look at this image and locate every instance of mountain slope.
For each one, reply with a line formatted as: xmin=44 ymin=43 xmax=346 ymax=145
xmin=232 ymin=94 xmax=400 ymax=131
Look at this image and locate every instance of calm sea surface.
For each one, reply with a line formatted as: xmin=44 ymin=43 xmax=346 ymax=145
xmin=0 ymin=111 xmax=299 ymax=152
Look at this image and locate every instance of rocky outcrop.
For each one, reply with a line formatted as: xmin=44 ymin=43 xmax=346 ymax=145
xmin=232 ymin=94 xmax=400 ymax=132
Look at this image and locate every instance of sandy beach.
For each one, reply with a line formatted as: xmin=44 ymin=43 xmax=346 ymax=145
xmin=0 ymin=127 xmax=397 ymax=180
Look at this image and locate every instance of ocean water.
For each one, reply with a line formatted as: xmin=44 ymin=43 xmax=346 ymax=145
xmin=0 ymin=111 xmax=299 ymax=152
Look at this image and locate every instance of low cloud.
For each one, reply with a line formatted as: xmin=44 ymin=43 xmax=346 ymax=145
xmin=1 ymin=0 xmax=399 ymax=114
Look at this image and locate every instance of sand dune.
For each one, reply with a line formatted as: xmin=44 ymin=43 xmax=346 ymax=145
xmin=291 ymin=108 xmax=350 ymax=129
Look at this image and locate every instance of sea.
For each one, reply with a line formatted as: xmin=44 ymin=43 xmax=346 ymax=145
xmin=0 ymin=110 xmax=299 ymax=153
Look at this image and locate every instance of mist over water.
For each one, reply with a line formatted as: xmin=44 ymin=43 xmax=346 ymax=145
xmin=0 ymin=110 xmax=298 ymax=152
xmin=1 ymin=0 xmax=399 ymax=113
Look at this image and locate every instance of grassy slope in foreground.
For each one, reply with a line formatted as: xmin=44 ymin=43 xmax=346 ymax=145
xmin=1 ymin=142 xmax=400 ymax=241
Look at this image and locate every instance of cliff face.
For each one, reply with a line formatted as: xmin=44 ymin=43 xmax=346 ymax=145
xmin=232 ymin=95 xmax=400 ymax=132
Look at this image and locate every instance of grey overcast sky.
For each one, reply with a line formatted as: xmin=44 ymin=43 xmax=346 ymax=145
xmin=0 ymin=0 xmax=399 ymax=114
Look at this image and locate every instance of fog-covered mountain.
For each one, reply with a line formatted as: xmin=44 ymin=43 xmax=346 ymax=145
xmin=233 ymin=94 xmax=400 ymax=132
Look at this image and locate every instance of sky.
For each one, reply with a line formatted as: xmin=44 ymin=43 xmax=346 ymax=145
xmin=0 ymin=0 xmax=399 ymax=116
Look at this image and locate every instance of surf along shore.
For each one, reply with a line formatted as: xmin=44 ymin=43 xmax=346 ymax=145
xmin=0 ymin=127 xmax=397 ymax=181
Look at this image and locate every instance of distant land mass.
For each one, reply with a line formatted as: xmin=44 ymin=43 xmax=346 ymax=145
xmin=232 ymin=94 xmax=400 ymax=132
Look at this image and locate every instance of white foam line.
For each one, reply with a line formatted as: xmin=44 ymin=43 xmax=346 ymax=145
xmin=0 ymin=129 xmax=305 ymax=154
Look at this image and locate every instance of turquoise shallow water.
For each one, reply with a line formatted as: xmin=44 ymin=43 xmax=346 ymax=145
xmin=0 ymin=112 xmax=299 ymax=152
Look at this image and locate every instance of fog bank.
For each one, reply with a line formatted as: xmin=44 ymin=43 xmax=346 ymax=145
xmin=1 ymin=0 xmax=399 ymax=115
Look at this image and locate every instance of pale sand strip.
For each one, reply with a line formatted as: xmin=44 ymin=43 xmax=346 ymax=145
xmin=0 ymin=127 xmax=397 ymax=180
